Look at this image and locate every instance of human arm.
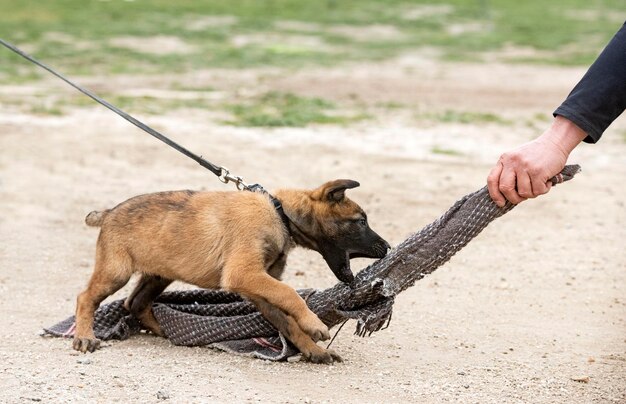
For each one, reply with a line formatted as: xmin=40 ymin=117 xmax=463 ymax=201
xmin=554 ymin=21 xmax=626 ymax=143
xmin=487 ymin=116 xmax=586 ymax=207
xmin=488 ymin=22 xmax=626 ymax=206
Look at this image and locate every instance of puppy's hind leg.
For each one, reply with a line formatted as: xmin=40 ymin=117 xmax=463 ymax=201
xmin=73 ymin=248 xmax=132 ymax=353
xmin=125 ymin=274 xmax=172 ymax=337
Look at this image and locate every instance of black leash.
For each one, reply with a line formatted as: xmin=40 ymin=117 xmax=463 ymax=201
xmin=0 ymin=38 xmax=249 ymax=190
xmin=0 ymin=38 xmax=292 ymax=232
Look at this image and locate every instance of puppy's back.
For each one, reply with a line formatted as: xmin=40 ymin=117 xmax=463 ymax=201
xmin=87 ymin=190 xmax=289 ymax=285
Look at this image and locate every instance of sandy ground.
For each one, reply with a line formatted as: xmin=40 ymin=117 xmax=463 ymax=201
xmin=0 ymin=56 xmax=625 ymax=403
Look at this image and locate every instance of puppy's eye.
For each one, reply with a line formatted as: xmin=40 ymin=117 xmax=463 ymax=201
xmin=358 ymin=218 xmax=367 ymax=226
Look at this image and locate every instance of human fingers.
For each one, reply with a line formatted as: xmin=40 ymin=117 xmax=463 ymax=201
xmin=530 ymin=174 xmax=552 ymax=197
xmin=499 ymin=165 xmax=526 ymax=205
xmin=487 ymin=162 xmax=506 ymax=207
xmin=516 ymin=170 xmax=533 ymax=199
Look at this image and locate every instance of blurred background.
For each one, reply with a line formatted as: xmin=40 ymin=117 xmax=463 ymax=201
xmin=1 ymin=1 xmax=625 ymax=403
xmin=1 ymin=0 xmax=624 ymax=124
xmin=2 ymin=1 xmax=624 ymax=72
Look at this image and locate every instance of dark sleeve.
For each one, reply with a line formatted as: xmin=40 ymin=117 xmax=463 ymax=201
xmin=553 ymin=22 xmax=626 ymax=143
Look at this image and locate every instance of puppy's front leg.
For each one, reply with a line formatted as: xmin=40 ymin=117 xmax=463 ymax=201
xmin=249 ymin=297 xmax=341 ymax=364
xmin=222 ymin=267 xmax=330 ymax=342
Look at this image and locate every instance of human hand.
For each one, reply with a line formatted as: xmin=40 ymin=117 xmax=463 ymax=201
xmin=487 ymin=116 xmax=587 ymax=207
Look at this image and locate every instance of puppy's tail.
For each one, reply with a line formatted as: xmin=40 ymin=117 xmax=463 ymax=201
xmin=85 ymin=210 xmax=109 ymax=227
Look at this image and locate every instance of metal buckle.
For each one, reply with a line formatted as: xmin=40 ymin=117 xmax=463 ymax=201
xmin=218 ymin=167 xmax=248 ymax=190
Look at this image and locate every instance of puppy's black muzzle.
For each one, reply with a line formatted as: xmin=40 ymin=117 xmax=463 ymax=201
xmin=349 ymin=239 xmax=391 ymax=259
xmin=322 ymin=231 xmax=391 ymax=284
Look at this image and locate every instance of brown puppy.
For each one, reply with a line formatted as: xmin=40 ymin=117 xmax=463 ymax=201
xmin=73 ymin=179 xmax=390 ymax=363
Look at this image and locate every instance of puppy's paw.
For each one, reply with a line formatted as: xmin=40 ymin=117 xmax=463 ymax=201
xmin=299 ymin=314 xmax=330 ymax=342
xmin=304 ymin=347 xmax=343 ymax=364
xmin=72 ymin=337 xmax=101 ymax=353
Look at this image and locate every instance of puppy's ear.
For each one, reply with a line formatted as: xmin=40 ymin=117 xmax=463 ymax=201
xmin=311 ymin=179 xmax=360 ymax=202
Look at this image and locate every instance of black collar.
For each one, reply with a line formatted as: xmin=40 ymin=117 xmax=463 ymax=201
xmin=245 ymin=184 xmax=291 ymax=233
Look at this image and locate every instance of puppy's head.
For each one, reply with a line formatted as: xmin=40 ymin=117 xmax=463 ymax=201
xmin=289 ymin=179 xmax=390 ymax=284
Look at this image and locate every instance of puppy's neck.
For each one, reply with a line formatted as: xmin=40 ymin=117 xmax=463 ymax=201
xmin=273 ymin=189 xmax=319 ymax=251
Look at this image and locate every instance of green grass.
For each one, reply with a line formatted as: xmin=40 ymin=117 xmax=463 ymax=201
xmin=420 ymin=109 xmax=510 ymax=125
xmin=102 ymin=95 xmax=214 ymax=114
xmin=46 ymin=93 xmax=218 ymax=115
xmin=0 ymin=0 xmax=623 ymax=82
xmin=29 ymin=102 xmax=64 ymax=116
xmin=532 ymin=112 xmax=551 ymax=122
xmin=225 ymin=92 xmax=366 ymax=127
xmin=6 ymin=88 xmax=367 ymax=128
xmin=169 ymin=83 xmax=217 ymax=92
xmin=9 ymin=90 xmax=221 ymax=117
xmin=431 ymin=146 xmax=463 ymax=156
xmin=376 ymin=101 xmax=405 ymax=110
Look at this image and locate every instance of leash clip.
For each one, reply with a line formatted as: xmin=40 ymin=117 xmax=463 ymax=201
xmin=218 ymin=167 xmax=248 ymax=191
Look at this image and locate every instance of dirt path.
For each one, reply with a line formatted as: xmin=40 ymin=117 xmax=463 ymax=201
xmin=1 ymin=58 xmax=625 ymax=403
